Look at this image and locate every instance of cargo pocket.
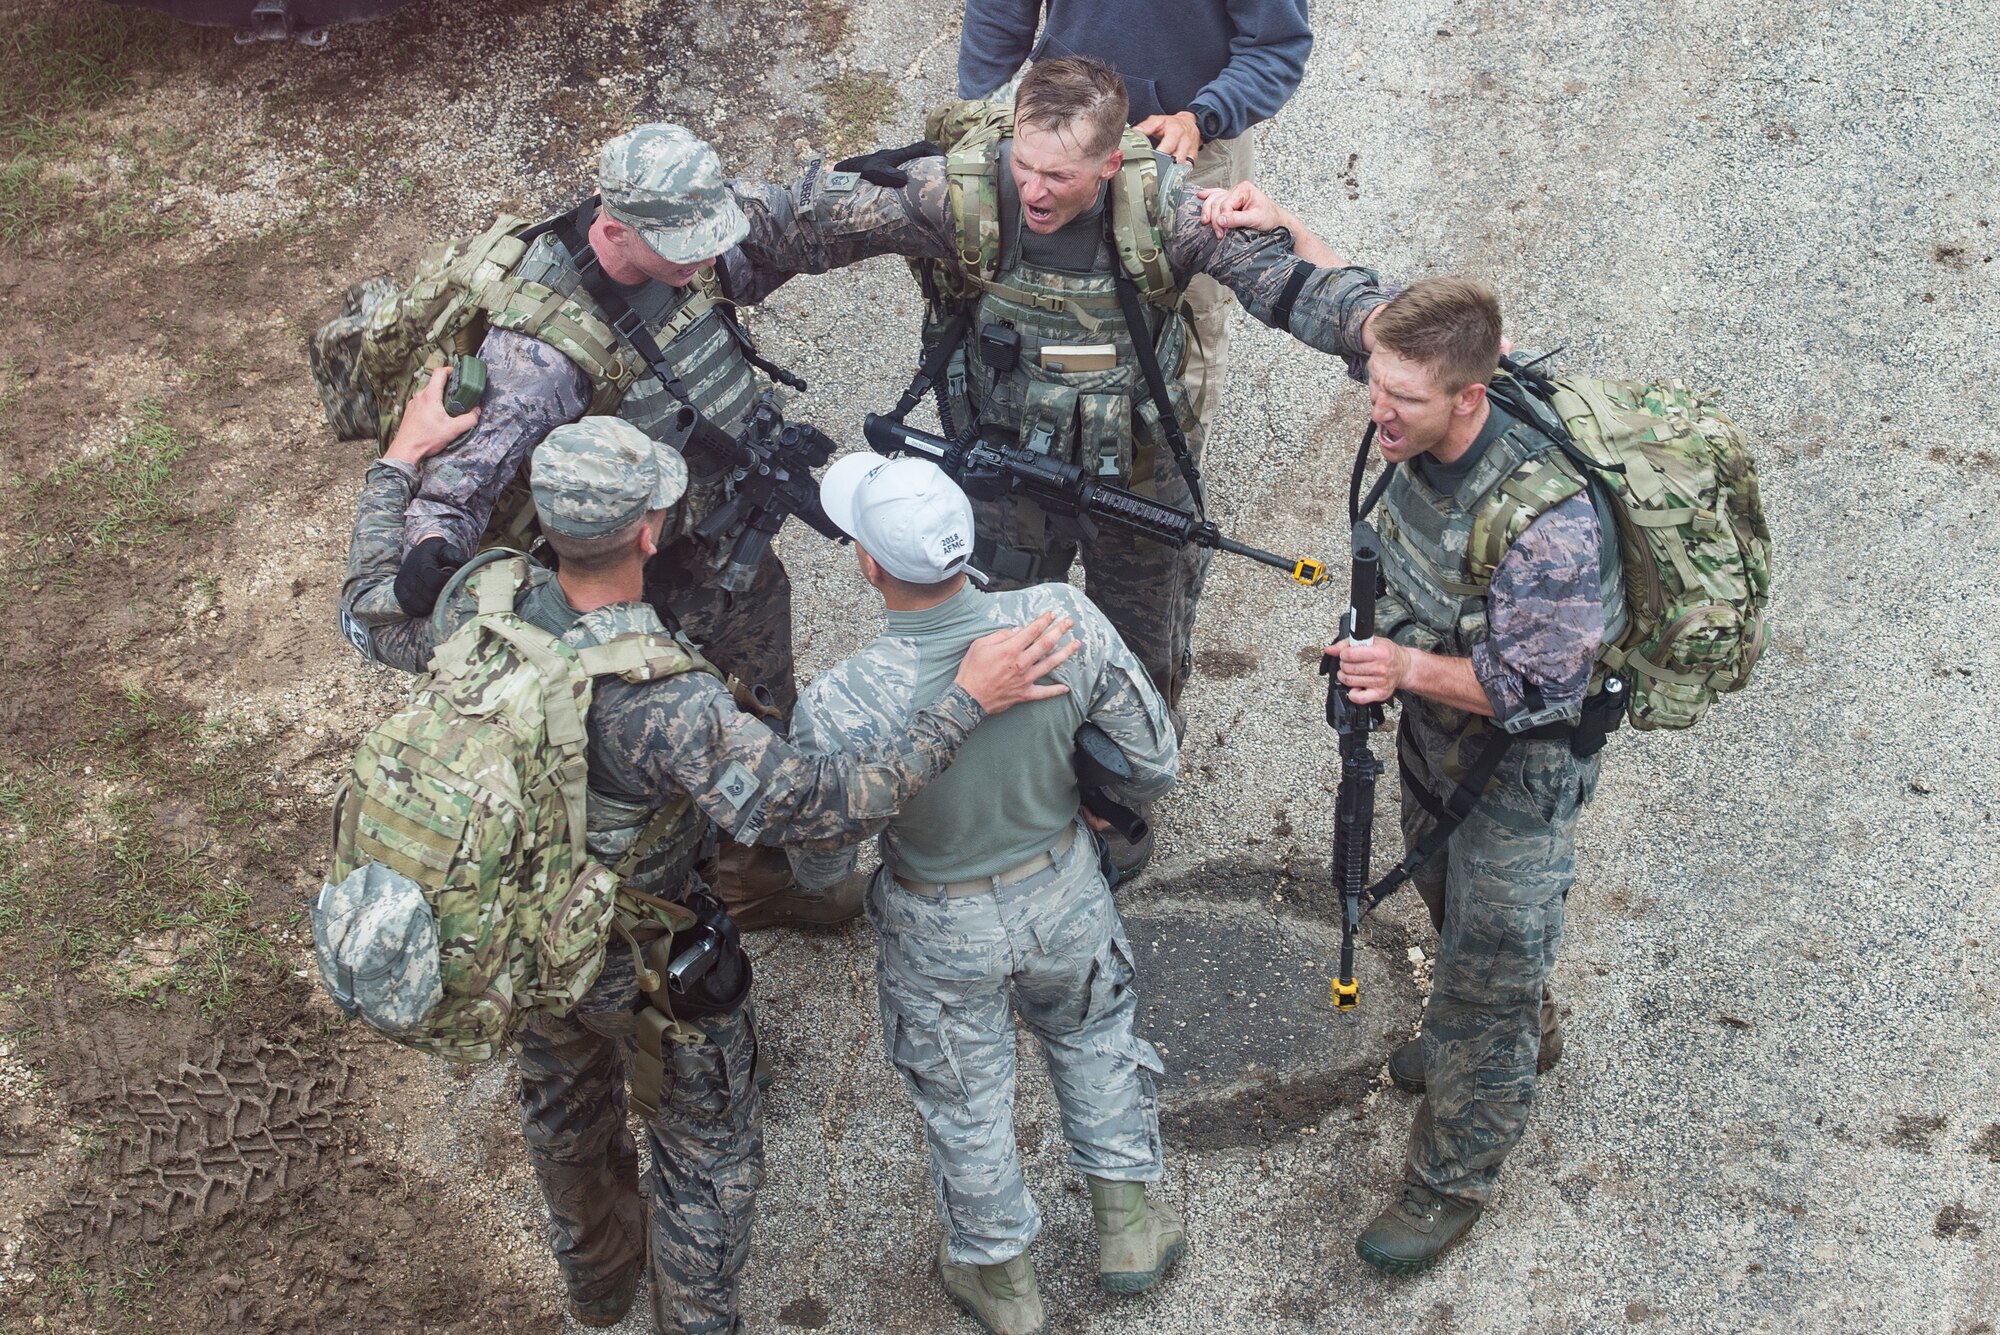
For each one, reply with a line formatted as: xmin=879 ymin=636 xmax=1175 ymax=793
xmin=534 ymin=860 xmax=619 ymax=1012
xmin=885 ymin=995 xmax=966 ymax=1107
xmin=1471 ymin=1063 xmax=1538 ymax=1122
xmin=1435 ymin=893 xmax=1563 ymax=1007
xmin=660 ymin=1011 xmax=752 ymax=1127
xmin=1080 ymin=931 xmax=1138 ymax=1028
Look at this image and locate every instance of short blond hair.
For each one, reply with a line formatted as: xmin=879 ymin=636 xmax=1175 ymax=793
xmin=1016 ymin=56 xmax=1128 ymax=158
xmin=1371 ymin=277 xmax=1504 ymax=393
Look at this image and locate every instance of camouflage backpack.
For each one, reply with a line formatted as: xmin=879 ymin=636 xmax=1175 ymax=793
xmin=314 ymin=555 xmax=710 ymax=1063
xmin=1478 ymin=371 xmax=1773 ymax=730
xmin=305 ymin=211 xmax=647 ymax=449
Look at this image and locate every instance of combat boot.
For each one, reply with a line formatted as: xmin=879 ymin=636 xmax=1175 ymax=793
xmin=938 ymin=1241 xmax=1048 ymax=1335
xmin=1355 ymin=1182 xmax=1483 ymax=1275
xmin=1087 ymin=1177 xmax=1186 ymax=1294
xmin=722 ymin=851 xmax=864 ymax=932
xmin=1385 ymin=1023 xmax=1565 ymax=1096
xmin=568 ymin=1259 xmax=641 ymax=1328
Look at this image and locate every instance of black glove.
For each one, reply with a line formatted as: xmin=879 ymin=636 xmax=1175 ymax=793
xmin=832 ymin=140 xmax=944 ymax=189
xmin=394 ymin=537 xmax=467 ymax=618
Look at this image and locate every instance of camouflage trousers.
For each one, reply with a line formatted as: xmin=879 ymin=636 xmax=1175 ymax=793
xmin=646 ymin=538 xmax=801 ymax=913
xmin=1396 ymin=700 xmax=1600 ymax=1207
xmin=865 ymin=822 xmax=1165 ymax=1266
xmin=972 ymin=444 xmax=1212 ymax=709
xmin=646 ymin=537 xmax=797 ymax=720
xmin=515 ymin=942 xmax=764 ymax=1334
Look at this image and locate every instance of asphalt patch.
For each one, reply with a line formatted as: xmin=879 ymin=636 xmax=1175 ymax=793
xmin=1118 ymin=862 xmax=1422 ymax=1149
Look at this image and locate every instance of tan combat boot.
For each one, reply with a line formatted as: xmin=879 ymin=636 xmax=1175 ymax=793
xmin=937 ymin=1240 xmax=1049 ymax=1335
xmin=716 ymin=847 xmax=864 ymax=931
xmin=1086 ymin=1176 xmax=1186 ymax=1294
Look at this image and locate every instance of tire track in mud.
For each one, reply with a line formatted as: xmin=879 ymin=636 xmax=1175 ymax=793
xmin=43 ymin=1035 xmax=357 ymax=1257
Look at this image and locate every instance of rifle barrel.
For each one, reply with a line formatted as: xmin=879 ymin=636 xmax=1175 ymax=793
xmin=1347 ymin=522 xmax=1380 ymax=641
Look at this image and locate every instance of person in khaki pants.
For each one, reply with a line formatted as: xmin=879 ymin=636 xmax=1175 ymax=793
xmin=956 ymin=0 xmax=1313 ymax=425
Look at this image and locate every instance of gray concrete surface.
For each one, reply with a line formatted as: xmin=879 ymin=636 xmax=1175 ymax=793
xmin=345 ymin=0 xmax=1998 ymax=1330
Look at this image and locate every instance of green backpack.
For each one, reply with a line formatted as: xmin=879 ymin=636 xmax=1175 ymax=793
xmin=1478 ymin=371 xmax=1772 ymax=731
xmin=316 ymin=556 xmax=708 ymax=1063
xmin=305 ymin=213 xmax=640 ymax=449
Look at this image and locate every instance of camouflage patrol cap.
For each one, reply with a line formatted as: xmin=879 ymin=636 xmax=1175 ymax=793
xmin=598 ymin=124 xmax=750 ymax=264
xmin=532 ymin=417 xmax=689 ymax=539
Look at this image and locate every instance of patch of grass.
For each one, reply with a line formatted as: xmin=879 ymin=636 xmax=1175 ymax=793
xmin=0 ymin=6 xmax=174 ymax=154
xmin=0 ymin=4 xmax=185 ymax=251
xmin=0 ymin=687 xmax=294 ymax=1022
xmin=13 ymin=400 xmax=199 ymax=574
xmin=44 ymin=1258 xmax=96 ymax=1307
xmin=817 ymin=73 xmax=899 ymax=156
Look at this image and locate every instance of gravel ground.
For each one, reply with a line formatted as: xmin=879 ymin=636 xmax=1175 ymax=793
xmin=252 ymin=0 xmax=1995 ymax=1330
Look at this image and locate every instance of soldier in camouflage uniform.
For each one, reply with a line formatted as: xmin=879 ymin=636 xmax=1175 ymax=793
xmin=785 ymin=454 xmax=1181 ymax=1335
xmin=340 ymin=373 xmax=1081 ymax=1333
xmin=720 ymin=57 xmax=1389 ymax=730
xmin=392 ymin=123 xmax=837 ymax=929
xmin=1295 ymin=273 xmax=1616 ymax=1272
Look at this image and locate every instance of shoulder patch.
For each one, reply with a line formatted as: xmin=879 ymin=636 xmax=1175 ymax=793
xmin=713 ymin=760 xmax=761 ymax=814
xmin=339 ymin=607 xmax=375 ymax=661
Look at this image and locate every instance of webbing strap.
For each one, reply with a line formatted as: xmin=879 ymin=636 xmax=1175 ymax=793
xmin=1109 ymin=215 xmax=1205 ymax=517
xmin=630 ymin=988 xmax=707 ymax=1118
xmin=471 ymin=559 xmax=525 ymax=614
xmin=477 ymin=617 xmax=586 ymax=748
xmin=1627 ymin=648 xmax=1712 ymax=687
xmin=964 ymin=273 xmax=1110 ymax=331
xmin=1359 ymin=718 xmax=1519 ymax=913
xmin=575 ymin=635 xmax=689 ymax=682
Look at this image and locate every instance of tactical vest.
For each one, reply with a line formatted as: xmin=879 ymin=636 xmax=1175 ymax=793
xmin=446 ymin=557 xmax=720 ymax=901
xmin=1377 ymin=411 xmax=1628 ymax=681
xmin=477 ymin=230 xmax=760 ymax=546
xmin=922 ymin=105 xmax=1193 ymax=488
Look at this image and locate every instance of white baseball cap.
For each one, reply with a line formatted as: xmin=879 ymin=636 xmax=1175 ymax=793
xmin=819 ymin=454 xmax=978 ymax=584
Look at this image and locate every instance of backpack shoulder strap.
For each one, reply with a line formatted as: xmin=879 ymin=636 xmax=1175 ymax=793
xmin=944 ymin=131 xmax=1004 ymax=283
xmin=469 ymin=556 xmax=530 ymax=615
xmin=1108 ymin=130 xmax=1176 ymax=301
xmin=1465 ymin=449 xmax=1585 ymax=585
xmin=574 ymin=633 xmax=721 ymax=685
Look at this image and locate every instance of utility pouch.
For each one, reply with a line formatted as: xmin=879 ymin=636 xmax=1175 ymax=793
xmin=980 ymin=322 xmax=1022 ymax=372
xmin=1019 ymin=380 xmax=1079 ymax=461
xmin=1078 ymin=391 xmax=1131 ymax=480
xmin=1568 ymin=678 xmax=1627 ymax=760
xmin=971 ymin=535 xmax=1041 ymax=583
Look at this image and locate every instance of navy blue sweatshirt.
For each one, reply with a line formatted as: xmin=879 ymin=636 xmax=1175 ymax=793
xmin=957 ymin=0 xmax=1312 ymax=142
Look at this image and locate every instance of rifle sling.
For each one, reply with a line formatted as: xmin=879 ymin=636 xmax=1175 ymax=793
xmin=1350 ymin=422 xmax=1399 ymax=525
xmin=1108 ymin=219 xmax=1206 ymax=518
xmin=1361 ymin=711 xmax=1572 ymax=915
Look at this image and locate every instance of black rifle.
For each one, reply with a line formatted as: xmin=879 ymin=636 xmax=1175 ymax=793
xmin=686 ymin=393 xmax=847 ymax=592
xmin=1073 ymin=722 xmax=1149 ymax=844
xmin=1318 ymin=522 xmax=1385 ymax=1011
xmin=862 ymin=415 xmax=1329 ymax=587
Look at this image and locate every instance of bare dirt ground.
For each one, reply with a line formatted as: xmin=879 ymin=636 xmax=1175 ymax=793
xmin=0 ymin=0 xmax=873 ymax=1328
xmin=1 ymin=0 xmax=1995 ymax=1332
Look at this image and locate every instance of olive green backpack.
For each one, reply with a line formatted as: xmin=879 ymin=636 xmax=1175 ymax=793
xmin=315 ymin=556 xmax=707 ymax=1063
xmin=1478 ymin=369 xmax=1772 ymax=730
